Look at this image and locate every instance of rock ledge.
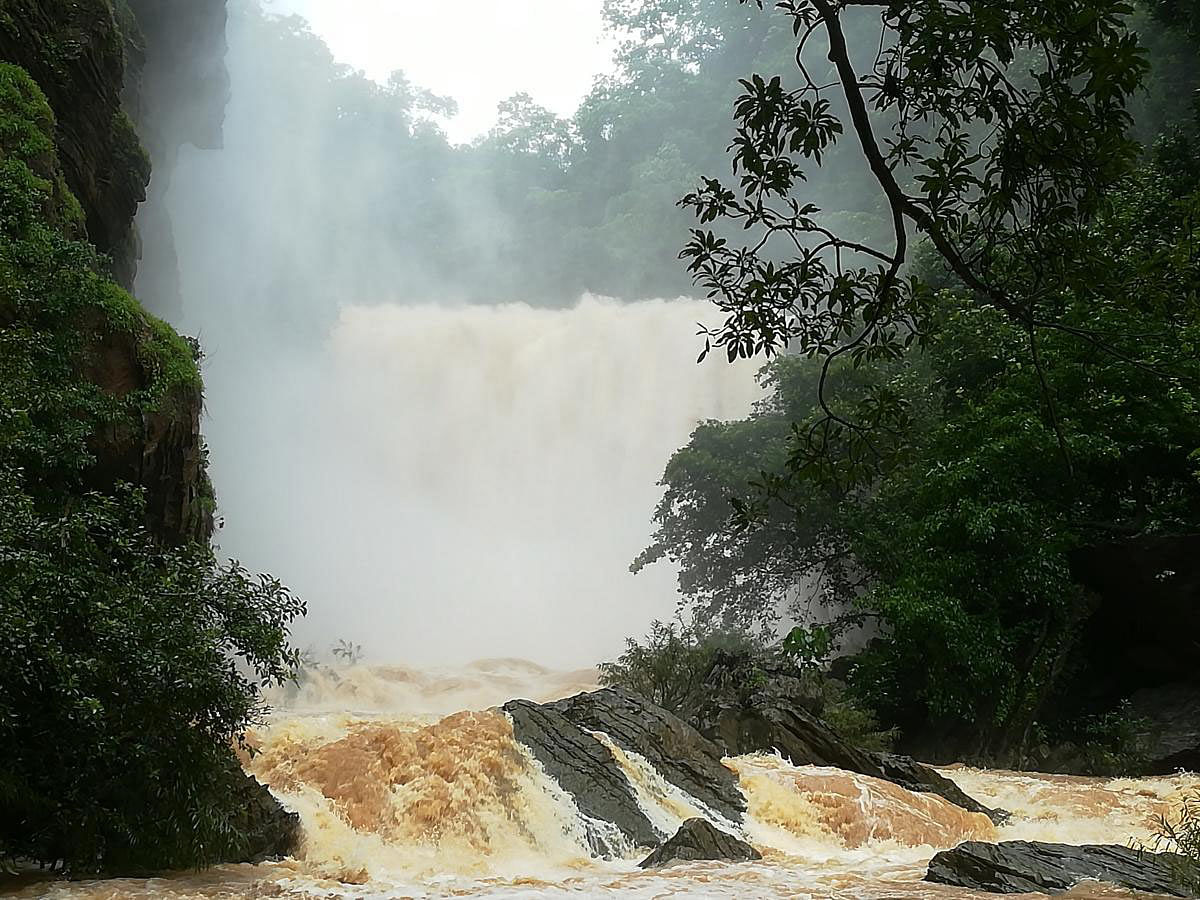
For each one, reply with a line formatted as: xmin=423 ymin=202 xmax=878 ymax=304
xmin=638 ymin=818 xmax=761 ymax=868
xmin=925 ymin=840 xmax=1197 ymax=897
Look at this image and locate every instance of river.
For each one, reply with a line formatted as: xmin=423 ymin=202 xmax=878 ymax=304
xmin=10 ymin=660 xmax=1196 ymax=900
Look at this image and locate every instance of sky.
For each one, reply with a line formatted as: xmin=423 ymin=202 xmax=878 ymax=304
xmin=268 ymin=0 xmax=617 ymax=143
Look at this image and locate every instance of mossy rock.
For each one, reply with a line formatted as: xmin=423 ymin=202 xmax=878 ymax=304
xmin=0 ymin=62 xmax=209 ymax=543
xmin=0 ymin=0 xmax=150 ymax=283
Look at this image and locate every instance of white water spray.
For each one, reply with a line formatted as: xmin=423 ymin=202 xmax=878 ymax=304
xmin=198 ymin=296 xmax=761 ymax=665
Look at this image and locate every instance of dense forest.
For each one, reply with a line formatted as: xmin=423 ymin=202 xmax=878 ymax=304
xmin=154 ymin=0 xmax=1199 ymax=336
xmin=3 ymin=0 xmax=1200 ymax=884
xmin=617 ymin=0 xmax=1200 ymax=773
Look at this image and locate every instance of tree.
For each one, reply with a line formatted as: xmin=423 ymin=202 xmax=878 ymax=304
xmin=642 ymin=140 xmax=1200 ymax=760
xmin=0 ymin=482 xmax=304 ymax=872
xmin=680 ymin=0 xmax=1154 ymax=465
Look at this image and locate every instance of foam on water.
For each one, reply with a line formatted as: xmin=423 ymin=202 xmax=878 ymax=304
xmin=10 ymin=662 xmax=1198 ymax=900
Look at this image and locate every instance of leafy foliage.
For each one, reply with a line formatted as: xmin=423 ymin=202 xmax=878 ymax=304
xmin=1153 ymin=791 xmax=1200 ymax=893
xmin=682 ymin=0 xmax=1150 ymax=364
xmin=0 ymin=63 xmax=303 ymax=872
xmin=331 ymin=638 xmax=364 ymax=665
xmin=0 ymin=482 xmax=303 ymax=872
xmin=642 ymin=144 xmax=1200 ymax=759
xmin=598 ymin=619 xmax=763 ymax=715
xmin=598 ymin=619 xmax=895 ymax=749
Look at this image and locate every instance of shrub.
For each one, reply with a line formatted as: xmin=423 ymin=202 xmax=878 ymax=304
xmin=1152 ymin=792 xmax=1200 ymax=893
xmin=598 ymin=620 xmax=761 ymax=716
xmin=0 ymin=478 xmax=304 ymax=872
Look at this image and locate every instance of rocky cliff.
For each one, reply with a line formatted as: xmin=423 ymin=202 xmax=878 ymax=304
xmin=0 ymin=0 xmax=227 ymax=544
xmin=0 ymin=0 xmax=299 ymax=871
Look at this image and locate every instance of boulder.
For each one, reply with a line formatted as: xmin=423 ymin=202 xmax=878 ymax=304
xmin=549 ymin=687 xmax=745 ymax=822
xmin=638 ymin=818 xmax=761 ymax=869
xmin=503 ymin=698 xmax=659 ymax=853
xmin=925 ymin=841 xmax=1197 ymax=897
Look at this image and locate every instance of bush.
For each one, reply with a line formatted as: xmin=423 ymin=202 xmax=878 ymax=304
xmin=1153 ymin=792 xmax=1200 ymax=893
xmin=598 ymin=620 xmax=761 ymax=716
xmin=600 ymin=621 xmax=897 ymax=751
xmin=0 ymin=477 xmax=304 ymax=872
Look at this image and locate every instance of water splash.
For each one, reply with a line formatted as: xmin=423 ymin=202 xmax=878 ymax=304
xmin=12 ymin=662 xmax=1199 ymax=900
xmin=729 ymin=754 xmax=996 ymax=855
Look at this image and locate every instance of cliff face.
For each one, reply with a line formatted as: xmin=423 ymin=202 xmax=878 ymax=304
xmin=0 ymin=0 xmax=228 ymax=544
xmin=0 ymin=0 xmax=148 ymax=287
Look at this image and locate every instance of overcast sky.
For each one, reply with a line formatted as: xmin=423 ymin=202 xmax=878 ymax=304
xmin=268 ymin=0 xmax=616 ymax=143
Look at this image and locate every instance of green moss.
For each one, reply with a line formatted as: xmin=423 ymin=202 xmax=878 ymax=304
xmin=110 ymin=107 xmax=150 ymax=184
xmin=0 ymin=60 xmax=202 ymax=467
xmin=142 ymin=313 xmax=203 ymax=399
xmin=0 ymin=64 xmax=86 ymax=233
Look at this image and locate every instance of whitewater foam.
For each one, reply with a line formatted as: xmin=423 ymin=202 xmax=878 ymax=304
xmin=11 ymin=662 xmax=1198 ymax=900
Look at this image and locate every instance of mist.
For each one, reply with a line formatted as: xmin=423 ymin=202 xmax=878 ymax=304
xmin=136 ymin=0 xmax=763 ymax=666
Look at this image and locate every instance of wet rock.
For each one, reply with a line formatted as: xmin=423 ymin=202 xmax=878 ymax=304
xmin=503 ymin=698 xmax=659 ymax=853
xmin=230 ymin=769 xmax=300 ymax=861
xmin=550 ymin=687 xmax=745 ymax=822
xmin=697 ymin=651 xmax=1004 ymax=823
xmin=638 ymin=818 xmax=760 ymax=869
xmin=925 ymin=840 xmax=1197 ymax=896
xmin=869 ymin=752 xmax=1009 ymax=825
xmin=0 ymin=0 xmax=149 ymax=286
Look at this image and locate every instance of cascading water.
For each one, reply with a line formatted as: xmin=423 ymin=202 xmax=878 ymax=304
xmin=15 ymin=662 xmax=1197 ymax=900
xmin=38 ymin=5 xmax=1188 ymax=897
xmin=195 ymin=295 xmax=763 ymax=667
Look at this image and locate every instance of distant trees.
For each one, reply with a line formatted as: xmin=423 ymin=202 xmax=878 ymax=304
xmin=185 ymin=0 xmax=1200 ymax=326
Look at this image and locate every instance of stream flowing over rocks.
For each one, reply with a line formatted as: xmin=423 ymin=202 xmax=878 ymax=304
xmin=926 ymin=841 xmax=1196 ymax=896
xmin=10 ymin=660 xmax=1198 ymax=900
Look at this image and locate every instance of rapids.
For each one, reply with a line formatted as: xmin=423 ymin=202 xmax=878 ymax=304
xmin=10 ymin=661 xmax=1198 ymax=900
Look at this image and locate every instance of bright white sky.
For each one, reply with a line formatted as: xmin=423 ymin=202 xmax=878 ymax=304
xmin=268 ymin=0 xmax=617 ymax=143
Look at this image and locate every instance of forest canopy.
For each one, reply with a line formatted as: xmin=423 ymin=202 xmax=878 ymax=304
xmin=632 ymin=0 xmax=1200 ymax=764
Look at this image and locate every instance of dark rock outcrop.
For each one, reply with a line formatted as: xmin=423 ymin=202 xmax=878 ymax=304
xmin=549 ymin=687 xmax=745 ymax=822
xmin=638 ymin=818 xmax=760 ymax=869
xmin=81 ymin=316 xmax=213 ymax=544
xmin=869 ymin=752 xmax=1008 ymax=824
xmin=229 ymin=768 xmax=301 ymax=862
xmin=0 ymin=0 xmax=149 ymax=286
xmin=925 ymin=841 xmax=1197 ymax=897
xmin=503 ymin=698 xmax=660 ymax=853
xmin=697 ymin=651 xmax=1005 ymax=823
